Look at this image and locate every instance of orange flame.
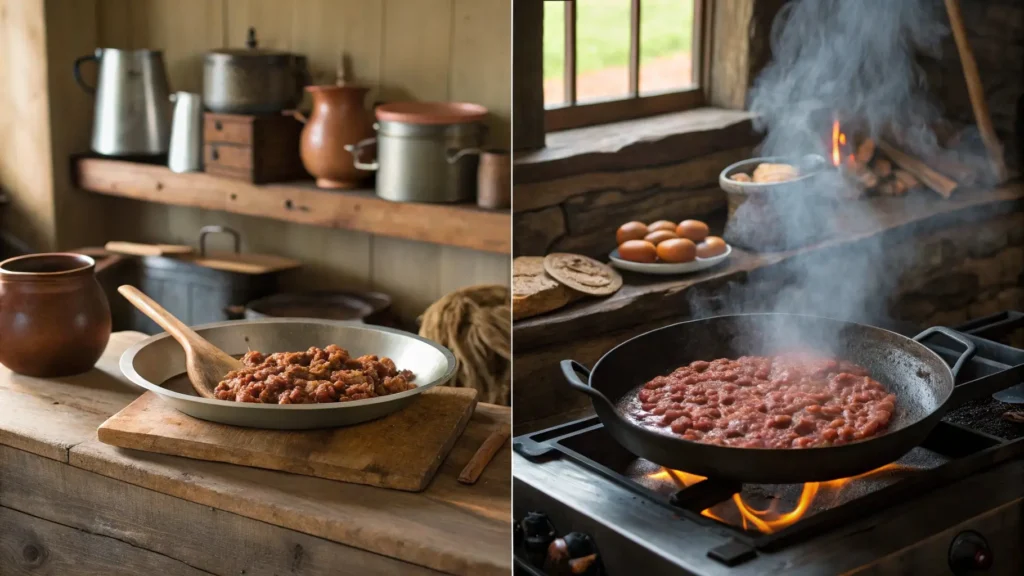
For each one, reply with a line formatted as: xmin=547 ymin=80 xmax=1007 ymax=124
xmin=647 ymin=463 xmax=911 ymax=534
xmin=831 ymin=119 xmax=844 ymax=166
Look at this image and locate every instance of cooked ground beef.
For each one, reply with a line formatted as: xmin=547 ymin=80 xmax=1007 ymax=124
xmin=214 ymin=344 xmax=415 ymax=404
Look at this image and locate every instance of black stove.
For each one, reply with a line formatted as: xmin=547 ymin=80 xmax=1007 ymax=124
xmin=513 ymin=312 xmax=1024 ymax=576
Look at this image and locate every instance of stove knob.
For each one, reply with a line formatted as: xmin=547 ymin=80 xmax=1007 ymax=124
xmin=948 ymin=530 xmax=993 ymax=574
xmin=545 ymin=532 xmax=600 ymax=576
xmin=521 ymin=512 xmax=557 ymax=567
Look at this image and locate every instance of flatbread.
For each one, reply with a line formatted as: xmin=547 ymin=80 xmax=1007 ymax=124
xmin=543 ymin=253 xmax=622 ymax=297
xmin=512 ymin=257 xmax=574 ymax=320
xmin=752 ymin=162 xmax=798 ymax=183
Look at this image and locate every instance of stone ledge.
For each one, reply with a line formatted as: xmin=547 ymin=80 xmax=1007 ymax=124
xmin=513 ymin=182 xmax=1024 ymax=353
xmin=513 ymin=108 xmax=758 ymax=185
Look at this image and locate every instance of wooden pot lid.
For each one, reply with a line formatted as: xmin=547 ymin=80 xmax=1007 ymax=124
xmin=376 ymin=102 xmax=488 ymax=125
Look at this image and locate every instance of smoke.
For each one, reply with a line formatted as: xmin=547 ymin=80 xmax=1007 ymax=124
xmin=750 ymin=0 xmax=947 ymax=157
xmin=694 ymin=0 xmax=959 ymax=353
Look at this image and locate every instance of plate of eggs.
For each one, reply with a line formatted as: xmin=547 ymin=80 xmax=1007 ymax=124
xmin=609 ymin=219 xmax=731 ymax=275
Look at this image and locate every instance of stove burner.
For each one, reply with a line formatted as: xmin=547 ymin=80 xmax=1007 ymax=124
xmin=514 ymin=311 xmax=1024 ymax=569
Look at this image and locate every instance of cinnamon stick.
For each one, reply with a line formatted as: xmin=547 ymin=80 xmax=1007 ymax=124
xmin=877 ymin=140 xmax=958 ymax=198
xmin=458 ymin=428 xmax=510 ymax=485
xmin=943 ymin=0 xmax=1007 ymax=182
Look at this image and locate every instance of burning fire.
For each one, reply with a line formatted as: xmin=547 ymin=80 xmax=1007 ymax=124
xmin=647 ymin=463 xmax=910 ymax=534
xmin=831 ymin=118 xmax=850 ymax=167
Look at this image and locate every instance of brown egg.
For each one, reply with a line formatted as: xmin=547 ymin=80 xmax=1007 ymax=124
xmin=644 ymin=230 xmax=678 ymax=245
xmin=618 ymin=240 xmax=657 ymax=263
xmin=656 ymin=238 xmax=697 ymax=263
xmin=676 ymin=220 xmax=709 ymax=243
xmin=696 ymin=236 xmax=728 ymax=259
xmin=648 ymin=220 xmax=677 ymax=233
xmin=616 ymin=221 xmax=649 ymax=245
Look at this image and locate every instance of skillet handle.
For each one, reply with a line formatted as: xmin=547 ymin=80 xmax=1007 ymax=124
xmin=561 ymin=360 xmax=619 ymax=412
xmin=913 ymin=326 xmax=977 ymax=377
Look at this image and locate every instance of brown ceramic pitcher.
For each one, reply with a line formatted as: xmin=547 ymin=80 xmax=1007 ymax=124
xmin=0 ymin=253 xmax=112 ymax=377
xmin=293 ymin=85 xmax=375 ymax=189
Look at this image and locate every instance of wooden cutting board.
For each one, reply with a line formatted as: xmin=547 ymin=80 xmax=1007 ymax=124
xmin=104 ymin=241 xmax=195 ymax=256
xmin=97 ymin=386 xmax=478 ymax=492
xmin=104 ymin=241 xmax=300 ymax=274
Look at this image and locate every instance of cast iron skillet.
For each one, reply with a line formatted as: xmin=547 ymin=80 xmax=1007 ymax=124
xmin=562 ymin=313 xmax=978 ymax=484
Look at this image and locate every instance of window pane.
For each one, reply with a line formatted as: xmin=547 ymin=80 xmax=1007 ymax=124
xmin=576 ymin=0 xmax=630 ymax=103
xmin=543 ymin=1 xmax=565 ymax=107
xmin=640 ymin=0 xmax=695 ymax=95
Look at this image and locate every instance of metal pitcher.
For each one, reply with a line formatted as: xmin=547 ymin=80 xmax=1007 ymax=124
xmin=74 ymin=48 xmax=172 ymax=156
xmin=168 ymin=92 xmax=203 ymax=173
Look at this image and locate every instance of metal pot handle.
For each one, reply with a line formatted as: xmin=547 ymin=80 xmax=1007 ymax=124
xmin=447 ymin=147 xmax=482 ymax=164
xmin=913 ymin=326 xmax=977 ymax=377
xmin=344 ymin=137 xmax=379 ymax=171
xmin=74 ymin=49 xmax=100 ymax=95
xmin=199 ymin=225 xmax=241 ymax=257
xmin=561 ymin=360 xmax=618 ymax=412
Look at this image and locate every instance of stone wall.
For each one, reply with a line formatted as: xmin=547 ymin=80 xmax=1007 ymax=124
xmin=684 ymin=210 xmax=1024 ymax=331
xmin=512 ymin=111 xmax=759 ymax=258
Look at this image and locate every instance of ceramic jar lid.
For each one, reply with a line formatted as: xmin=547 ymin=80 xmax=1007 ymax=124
xmin=376 ymin=102 xmax=488 ymax=125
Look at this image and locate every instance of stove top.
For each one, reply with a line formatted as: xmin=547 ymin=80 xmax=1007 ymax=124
xmin=513 ymin=312 xmax=1024 ymax=576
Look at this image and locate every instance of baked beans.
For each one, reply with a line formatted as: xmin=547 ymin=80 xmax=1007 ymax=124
xmin=625 ymin=354 xmax=896 ymax=448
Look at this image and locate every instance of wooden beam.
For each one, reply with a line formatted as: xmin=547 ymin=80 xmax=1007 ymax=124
xmin=74 ymin=158 xmax=511 ymax=254
xmin=564 ymin=0 xmax=577 ymax=105
xmin=512 ymin=0 xmax=545 ymax=151
xmin=629 ymin=0 xmax=640 ymax=96
xmin=707 ymin=0 xmax=787 ymax=110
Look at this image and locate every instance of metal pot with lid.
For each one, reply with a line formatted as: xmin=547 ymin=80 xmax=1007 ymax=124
xmin=345 ymin=102 xmax=488 ymax=203
xmin=204 ymin=27 xmax=309 ymax=114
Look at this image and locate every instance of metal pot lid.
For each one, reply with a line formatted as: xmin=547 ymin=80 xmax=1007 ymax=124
xmin=205 ymin=49 xmax=293 ymax=65
xmin=205 ymin=27 xmax=294 ymax=65
xmin=376 ymin=102 xmax=488 ymax=125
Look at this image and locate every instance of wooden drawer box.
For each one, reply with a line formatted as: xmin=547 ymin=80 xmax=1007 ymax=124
xmin=203 ymin=113 xmax=307 ymax=184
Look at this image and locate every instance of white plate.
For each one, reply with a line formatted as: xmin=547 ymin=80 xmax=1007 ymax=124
xmin=609 ymin=244 xmax=732 ymax=275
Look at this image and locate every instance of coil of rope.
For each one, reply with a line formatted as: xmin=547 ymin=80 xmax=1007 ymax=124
xmin=419 ymin=284 xmax=510 ymax=405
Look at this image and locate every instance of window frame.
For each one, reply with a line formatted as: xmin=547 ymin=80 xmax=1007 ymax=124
xmin=544 ymin=0 xmax=712 ymax=132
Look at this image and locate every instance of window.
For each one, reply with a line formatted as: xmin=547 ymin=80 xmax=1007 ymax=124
xmin=542 ymin=0 xmax=707 ymax=131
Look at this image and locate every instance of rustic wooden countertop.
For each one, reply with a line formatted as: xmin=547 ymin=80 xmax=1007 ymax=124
xmin=0 ymin=332 xmax=510 ymax=576
xmin=514 ymin=182 xmax=1024 ymax=352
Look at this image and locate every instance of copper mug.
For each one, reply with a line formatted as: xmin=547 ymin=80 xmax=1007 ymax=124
xmin=0 ymin=253 xmax=113 ymax=377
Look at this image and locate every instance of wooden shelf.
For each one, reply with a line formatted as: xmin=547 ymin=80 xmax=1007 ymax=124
xmin=75 ymin=157 xmax=510 ymax=254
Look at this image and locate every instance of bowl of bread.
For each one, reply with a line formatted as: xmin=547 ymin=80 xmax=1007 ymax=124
xmin=718 ymin=155 xmax=836 ymax=252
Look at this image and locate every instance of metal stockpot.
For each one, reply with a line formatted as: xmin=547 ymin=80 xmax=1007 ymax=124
xmin=203 ymin=27 xmax=309 ymax=114
xmin=345 ymin=102 xmax=488 ymax=203
xmin=74 ymin=48 xmax=171 ymax=156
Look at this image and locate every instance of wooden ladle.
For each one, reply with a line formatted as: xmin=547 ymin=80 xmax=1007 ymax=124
xmin=118 ymin=285 xmax=242 ymax=399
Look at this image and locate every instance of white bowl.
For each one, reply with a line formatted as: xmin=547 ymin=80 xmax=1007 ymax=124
xmin=609 ymin=244 xmax=732 ymax=275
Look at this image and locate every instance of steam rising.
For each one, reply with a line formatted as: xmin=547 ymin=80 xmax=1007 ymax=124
xmin=750 ymin=0 xmax=947 ymax=157
xmin=695 ymin=0 xmax=971 ymax=351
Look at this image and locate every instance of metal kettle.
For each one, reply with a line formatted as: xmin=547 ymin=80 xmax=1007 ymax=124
xmin=74 ymin=48 xmax=172 ymax=156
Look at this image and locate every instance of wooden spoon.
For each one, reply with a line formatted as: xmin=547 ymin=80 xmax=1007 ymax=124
xmin=118 ymin=285 xmax=242 ymax=399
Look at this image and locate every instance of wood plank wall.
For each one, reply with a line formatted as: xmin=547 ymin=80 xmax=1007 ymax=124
xmin=0 ymin=0 xmax=57 ymax=252
xmin=87 ymin=0 xmax=511 ymax=321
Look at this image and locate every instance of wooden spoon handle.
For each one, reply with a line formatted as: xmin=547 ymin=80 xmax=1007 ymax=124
xmin=118 ymin=285 xmax=202 ymax=351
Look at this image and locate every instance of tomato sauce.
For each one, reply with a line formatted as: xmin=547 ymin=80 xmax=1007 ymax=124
xmin=626 ymin=354 xmax=896 ymax=448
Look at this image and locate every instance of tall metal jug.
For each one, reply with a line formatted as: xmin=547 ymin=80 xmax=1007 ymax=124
xmin=74 ymin=48 xmax=172 ymax=156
